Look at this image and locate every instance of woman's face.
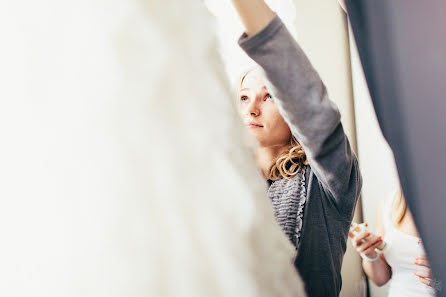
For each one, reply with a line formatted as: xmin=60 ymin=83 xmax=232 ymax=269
xmin=238 ymin=69 xmax=292 ymax=148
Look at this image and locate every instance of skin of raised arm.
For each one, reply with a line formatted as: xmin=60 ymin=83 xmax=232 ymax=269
xmin=361 ymin=201 xmax=392 ymax=286
xmin=231 ymin=0 xmax=276 ymax=36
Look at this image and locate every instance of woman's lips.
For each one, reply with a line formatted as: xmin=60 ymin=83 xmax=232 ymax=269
xmin=247 ymin=123 xmax=263 ymax=128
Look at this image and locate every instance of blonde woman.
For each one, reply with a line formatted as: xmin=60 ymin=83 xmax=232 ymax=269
xmin=349 ymin=189 xmax=438 ymax=296
xmin=232 ymin=1 xmax=362 ymax=296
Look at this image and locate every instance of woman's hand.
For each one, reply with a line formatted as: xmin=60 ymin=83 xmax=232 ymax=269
xmin=415 ymin=255 xmax=434 ymax=287
xmin=231 ymin=0 xmax=275 ymax=36
xmin=349 ymin=229 xmax=384 ymax=259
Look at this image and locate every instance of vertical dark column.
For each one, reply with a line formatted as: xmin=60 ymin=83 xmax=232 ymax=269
xmin=347 ymin=0 xmax=446 ymax=294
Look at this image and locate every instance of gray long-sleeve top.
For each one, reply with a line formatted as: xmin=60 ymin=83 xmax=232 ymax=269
xmin=239 ymin=15 xmax=362 ymax=297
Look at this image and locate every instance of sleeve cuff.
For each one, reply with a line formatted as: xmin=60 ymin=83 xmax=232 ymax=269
xmin=238 ymin=14 xmax=284 ymax=52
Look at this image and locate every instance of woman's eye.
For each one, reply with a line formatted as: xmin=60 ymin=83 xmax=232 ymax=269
xmin=265 ymin=94 xmax=273 ymax=101
xmin=240 ymin=96 xmax=249 ymax=102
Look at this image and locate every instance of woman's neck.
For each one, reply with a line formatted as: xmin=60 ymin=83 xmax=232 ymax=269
xmin=255 ymin=145 xmax=287 ymax=180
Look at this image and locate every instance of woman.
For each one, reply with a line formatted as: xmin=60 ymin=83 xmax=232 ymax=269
xmin=349 ymin=189 xmax=438 ymax=296
xmin=232 ymin=1 xmax=362 ymax=296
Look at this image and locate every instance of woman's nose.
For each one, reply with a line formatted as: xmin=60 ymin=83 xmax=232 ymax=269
xmin=246 ymin=100 xmax=260 ymax=117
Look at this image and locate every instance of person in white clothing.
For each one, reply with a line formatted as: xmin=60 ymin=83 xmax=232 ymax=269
xmin=349 ymin=189 xmax=439 ymax=296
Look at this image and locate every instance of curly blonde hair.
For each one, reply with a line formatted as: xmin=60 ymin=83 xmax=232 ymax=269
xmin=237 ymin=68 xmax=308 ymax=181
xmin=268 ymin=135 xmax=308 ymax=181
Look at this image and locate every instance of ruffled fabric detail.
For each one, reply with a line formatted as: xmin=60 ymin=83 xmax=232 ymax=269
xmin=268 ymin=166 xmax=307 ymax=249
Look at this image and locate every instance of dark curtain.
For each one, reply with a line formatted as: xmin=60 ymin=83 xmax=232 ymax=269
xmin=346 ymin=0 xmax=446 ymax=295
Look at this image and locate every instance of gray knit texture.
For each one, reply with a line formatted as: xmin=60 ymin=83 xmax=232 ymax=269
xmin=268 ymin=166 xmax=307 ymax=249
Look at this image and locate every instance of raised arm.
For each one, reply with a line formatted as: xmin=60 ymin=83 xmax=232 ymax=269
xmin=231 ymin=0 xmax=275 ymax=36
xmin=232 ymin=1 xmax=361 ymax=215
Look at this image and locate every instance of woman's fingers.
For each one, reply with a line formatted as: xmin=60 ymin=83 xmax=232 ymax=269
xmin=358 ymin=236 xmax=382 ymax=254
xmin=416 ymin=275 xmax=434 ymax=287
xmin=415 ymin=270 xmax=432 ymax=279
xmin=361 ymin=248 xmax=379 ymax=258
xmin=415 ymin=256 xmax=434 ymax=288
xmin=415 ymin=255 xmax=430 ymax=268
xmin=353 ymin=231 xmax=371 ymax=247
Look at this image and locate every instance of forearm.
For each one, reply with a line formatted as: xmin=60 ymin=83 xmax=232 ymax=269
xmin=362 ymin=255 xmax=392 ymax=286
xmin=231 ymin=0 xmax=275 ymax=36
